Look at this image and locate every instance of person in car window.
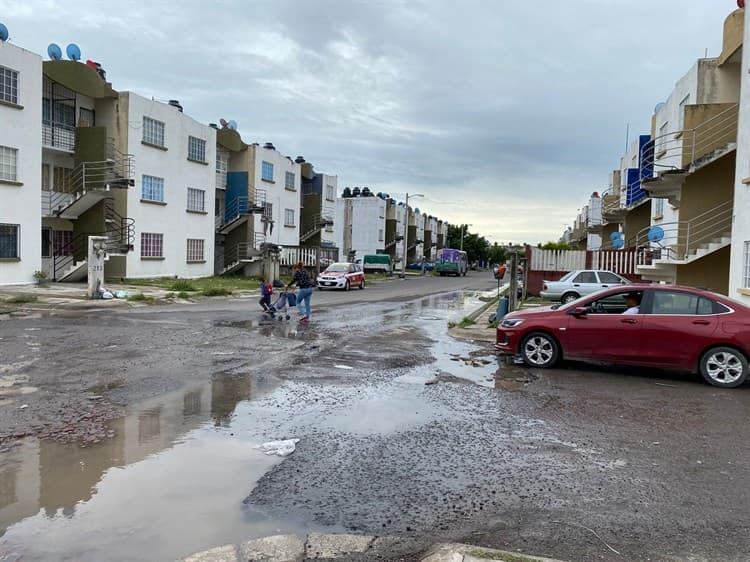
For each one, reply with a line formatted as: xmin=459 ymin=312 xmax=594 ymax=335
xmin=623 ymin=292 xmax=642 ymax=315
xmin=288 ymin=262 xmax=314 ymax=324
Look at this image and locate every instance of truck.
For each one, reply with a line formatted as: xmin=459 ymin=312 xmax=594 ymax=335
xmin=435 ymin=248 xmax=468 ymax=277
xmin=360 ymin=254 xmax=393 ymax=274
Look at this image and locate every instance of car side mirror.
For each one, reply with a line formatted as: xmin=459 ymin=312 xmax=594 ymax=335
xmin=569 ymin=306 xmax=588 ymax=317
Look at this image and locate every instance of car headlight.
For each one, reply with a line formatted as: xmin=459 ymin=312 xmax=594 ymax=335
xmin=500 ymin=318 xmax=525 ymax=328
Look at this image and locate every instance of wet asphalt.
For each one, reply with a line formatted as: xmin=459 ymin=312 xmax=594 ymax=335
xmin=1 ymin=273 xmax=750 ymax=561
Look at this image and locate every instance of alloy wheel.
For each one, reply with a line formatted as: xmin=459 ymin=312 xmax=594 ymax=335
xmin=524 ymin=336 xmax=555 ymax=366
xmin=705 ymin=350 xmax=745 ymax=385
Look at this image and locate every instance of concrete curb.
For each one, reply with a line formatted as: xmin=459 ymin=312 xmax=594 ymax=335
xmin=465 ymin=285 xmax=510 ymax=323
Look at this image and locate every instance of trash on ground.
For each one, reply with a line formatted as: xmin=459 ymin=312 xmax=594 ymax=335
xmin=114 ymin=291 xmax=128 ymax=299
xmin=255 ymin=438 xmax=300 ymax=457
xmin=334 ymin=365 xmax=354 ymax=370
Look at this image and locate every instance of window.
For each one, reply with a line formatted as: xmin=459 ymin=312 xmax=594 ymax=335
xmin=188 ymin=136 xmax=206 ymax=163
xmin=0 ymin=224 xmax=19 ymax=259
xmin=285 ymin=171 xmax=295 ymax=191
xmin=186 ymin=239 xmax=204 ymax=262
xmin=41 ymin=164 xmax=50 ymax=191
xmin=262 ymin=161 xmax=274 ymax=182
xmin=678 ymin=94 xmax=690 ymax=130
xmin=284 ymin=208 xmax=295 ymax=227
xmin=142 ymin=116 xmax=165 ymax=147
xmin=0 ymin=146 xmax=18 ymax=181
xmin=744 ymin=241 xmax=750 ymax=288
xmin=657 ymin=121 xmax=669 ymax=154
xmin=141 ymin=233 xmax=163 ymax=258
xmin=78 ymin=108 xmax=95 ymax=127
xmin=379 ymin=229 xmax=384 ymax=242
xmin=187 ymin=188 xmax=205 ymax=212
xmin=653 ymin=198 xmax=665 ymax=218
xmin=650 ymin=291 xmax=716 ymax=315
xmin=142 ymin=175 xmax=165 ymax=202
xmin=573 ymin=271 xmax=597 ymax=284
xmin=0 ymin=66 xmax=18 ymax=105
xmin=53 ymin=230 xmax=73 ymax=256
xmin=326 ymin=184 xmax=335 ymax=201
xmin=53 ymin=166 xmax=72 ymax=192
xmin=586 ymin=292 xmax=634 ymax=314
xmin=597 ymin=271 xmax=625 ymax=284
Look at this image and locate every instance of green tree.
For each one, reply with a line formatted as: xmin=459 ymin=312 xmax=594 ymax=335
xmin=487 ymin=243 xmax=508 ymax=265
xmin=446 ymin=224 xmax=491 ymax=263
xmin=541 ymin=241 xmax=571 ymax=251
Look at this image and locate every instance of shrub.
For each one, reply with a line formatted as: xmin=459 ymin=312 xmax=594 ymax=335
xmin=177 ymin=292 xmax=191 ymax=299
xmin=200 ymin=287 xmax=231 ymax=297
xmin=169 ymin=279 xmax=196 ymax=292
xmin=3 ymin=295 xmax=37 ymax=304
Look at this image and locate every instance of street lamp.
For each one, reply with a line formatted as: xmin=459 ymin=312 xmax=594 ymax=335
xmin=400 ymin=193 xmax=424 ymax=278
xmin=460 ymin=223 xmax=473 ymax=251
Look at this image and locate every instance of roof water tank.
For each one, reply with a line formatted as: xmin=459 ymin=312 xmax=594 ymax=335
xmin=263 ymin=142 xmax=275 ymax=150
xmin=352 ymin=187 xmax=361 ymax=197
xmin=342 ymin=187 xmax=352 ymax=198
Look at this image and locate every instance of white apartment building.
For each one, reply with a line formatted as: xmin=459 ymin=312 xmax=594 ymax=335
xmin=320 ymin=173 xmax=337 ymax=246
xmin=105 ymin=92 xmax=217 ymax=279
xmin=730 ymin=4 xmax=750 ymax=304
xmin=0 ymin=39 xmax=42 ymax=285
xmin=251 ymin=143 xmax=301 ymax=248
xmin=335 ymin=191 xmax=386 ymax=259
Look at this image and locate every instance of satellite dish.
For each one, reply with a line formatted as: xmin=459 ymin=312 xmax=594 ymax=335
xmin=227 ymin=120 xmax=238 ymax=130
xmin=648 ymin=226 xmax=665 ymax=243
xmin=654 ymin=102 xmax=666 ymax=114
xmin=0 ymin=23 xmax=8 ymax=42
xmin=610 ymin=231 xmax=623 ymax=242
xmin=47 ymin=43 xmax=62 ymax=60
xmin=66 ymin=43 xmax=81 ymax=61
xmin=612 ymin=238 xmax=625 ymax=249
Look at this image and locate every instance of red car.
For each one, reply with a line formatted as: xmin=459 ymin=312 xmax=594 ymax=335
xmin=495 ymin=284 xmax=750 ymax=388
xmin=316 ymin=262 xmax=366 ymax=291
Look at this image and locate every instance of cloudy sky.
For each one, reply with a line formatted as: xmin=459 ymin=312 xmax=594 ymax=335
xmin=2 ymin=0 xmax=740 ymax=243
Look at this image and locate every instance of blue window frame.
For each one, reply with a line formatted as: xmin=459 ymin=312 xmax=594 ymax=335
xmin=262 ymin=161 xmax=274 ymax=182
xmin=142 ymin=175 xmax=164 ymax=202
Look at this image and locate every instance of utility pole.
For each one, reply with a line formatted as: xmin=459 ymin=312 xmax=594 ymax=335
xmin=400 ymin=193 xmax=424 ymax=279
xmin=509 ymin=252 xmax=518 ymax=313
xmin=460 ymin=223 xmax=472 ymax=251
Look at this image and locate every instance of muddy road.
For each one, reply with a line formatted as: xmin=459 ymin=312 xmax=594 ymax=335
xmin=1 ymin=273 xmax=750 ymax=561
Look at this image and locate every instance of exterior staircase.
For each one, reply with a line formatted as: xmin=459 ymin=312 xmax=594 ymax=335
xmin=219 ymin=234 xmax=265 ymax=276
xmin=635 ymin=200 xmax=733 ymax=282
xmin=299 ymin=214 xmax=334 ymax=244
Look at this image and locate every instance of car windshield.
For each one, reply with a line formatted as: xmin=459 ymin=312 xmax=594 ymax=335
xmin=325 ymin=264 xmax=349 ymax=272
xmin=559 ymin=271 xmax=576 ymax=282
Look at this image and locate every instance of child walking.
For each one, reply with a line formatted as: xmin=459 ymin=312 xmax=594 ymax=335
xmin=259 ymin=279 xmax=273 ymax=313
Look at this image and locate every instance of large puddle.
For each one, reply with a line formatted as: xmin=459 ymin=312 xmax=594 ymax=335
xmin=0 ymin=290 xmax=505 ymax=561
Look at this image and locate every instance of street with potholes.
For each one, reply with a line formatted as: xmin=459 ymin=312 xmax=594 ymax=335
xmin=0 ymin=272 xmax=749 ymax=561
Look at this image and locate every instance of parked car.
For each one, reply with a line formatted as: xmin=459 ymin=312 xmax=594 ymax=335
xmin=540 ymin=270 xmax=630 ymax=303
xmin=317 ymin=262 xmax=365 ymax=291
xmin=361 ymin=254 xmax=393 ymax=274
xmin=495 ymin=284 xmax=750 ymax=388
xmin=406 ymin=262 xmax=435 ymax=271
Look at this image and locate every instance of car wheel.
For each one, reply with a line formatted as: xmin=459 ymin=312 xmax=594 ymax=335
xmin=699 ymin=347 xmax=749 ymax=388
xmin=520 ymin=332 xmax=559 ymax=368
xmin=344 ymin=280 xmax=350 ymax=291
xmin=561 ymin=292 xmax=579 ymax=304
xmin=359 ymin=279 xmax=365 ymax=290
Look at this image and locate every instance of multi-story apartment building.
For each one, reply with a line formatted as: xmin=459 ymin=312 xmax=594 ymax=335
xmin=335 ymin=187 xmax=386 ymax=259
xmin=299 ymin=158 xmax=337 ymax=249
xmin=0 ymin=37 xmax=42 ymax=285
xmin=730 ymin=4 xmax=750 ymax=305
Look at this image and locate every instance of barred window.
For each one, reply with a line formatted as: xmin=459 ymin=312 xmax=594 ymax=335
xmin=186 ymin=239 xmax=205 ymax=262
xmin=141 ymin=233 xmax=163 ymax=258
xmin=142 ymin=175 xmax=165 ymax=202
xmin=284 ymin=208 xmax=295 ymax=227
xmin=326 ymin=184 xmax=335 ymax=201
xmin=0 ymin=66 xmax=18 ymax=105
xmin=53 ymin=230 xmax=73 ymax=256
xmin=262 ymin=161 xmax=274 ymax=182
xmin=142 ymin=116 xmax=165 ymax=147
xmin=188 ymin=136 xmax=206 ymax=163
xmin=187 ymin=188 xmax=205 ymax=212
xmin=0 ymin=224 xmax=19 ymax=259
xmin=0 ymin=146 xmax=18 ymax=181
xmin=285 ymin=171 xmax=295 ymax=190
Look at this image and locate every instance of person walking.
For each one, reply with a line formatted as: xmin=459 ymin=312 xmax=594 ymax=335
xmin=288 ymin=261 xmax=315 ymax=323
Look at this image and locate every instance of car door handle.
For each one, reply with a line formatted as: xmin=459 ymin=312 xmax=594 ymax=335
xmin=573 ymin=284 xmax=580 ymax=287
xmin=620 ymin=318 xmax=637 ymax=324
xmin=692 ymin=320 xmax=711 ymax=325
xmin=601 ymin=285 xmax=608 ymax=288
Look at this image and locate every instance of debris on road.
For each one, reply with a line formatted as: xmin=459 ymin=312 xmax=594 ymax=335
xmin=255 ymin=439 xmax=300 ymax=457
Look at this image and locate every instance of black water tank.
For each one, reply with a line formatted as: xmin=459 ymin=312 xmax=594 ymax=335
xmin=342 ymin=187 xmax=352 ymax=198
xmin=263 ymin=142 xmax=275 ymax=150
xmin=352 ymin=187 xmax=361 ymax=197
xmin=362 ymin=187 xmax=372 ymax=197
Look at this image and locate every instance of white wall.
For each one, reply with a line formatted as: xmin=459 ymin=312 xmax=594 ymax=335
xmin=252 ymin=146 xmax=301 ymax=247
xmin=0 ymin=42 xmax=42 ymax=285
xmin=321 ymin=173 xmax=337 ymax=245
xmin=728 ymin=8 xmax=750 ymax=304
xmin=334 ymin=196 xmax=385 ymax=259
xmin=124 ymin=93 xmax=216 ymax=278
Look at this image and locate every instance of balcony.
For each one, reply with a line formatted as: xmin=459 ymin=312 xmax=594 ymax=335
xmin=42 ymin=122 xmax=76 ymax=152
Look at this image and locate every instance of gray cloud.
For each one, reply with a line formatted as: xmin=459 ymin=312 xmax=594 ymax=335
xmin=2 ymin=0 xmax=737 ymax=242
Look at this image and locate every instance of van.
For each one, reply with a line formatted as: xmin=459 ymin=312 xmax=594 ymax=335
xmin=362 ymin=254 xmax=392 ymax=274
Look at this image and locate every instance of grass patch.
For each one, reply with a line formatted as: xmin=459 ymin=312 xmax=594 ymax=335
xmin=127 ymin=293 xmax=156 ymax=304
xmin=169 ymin=279 xmax=196 ymax=292
xmin=2 ymin=295 xmax=38 ymax=304
xmin=177 ymin=292 xmax=191 ymax=299
xmin=458 ymin=317 xmax=476 ymax=328
xmin=0 ymin=307 xmax=17 ymax=315
xmin=448 ymin=321 xmax=457 ymax=329
xmin=164 ymin=292 xmax=175 ymax=299
xmin=200 ymin=287 xmax=232 ymax=297
xmin=124 ymin=276 xmax=260 ymax=292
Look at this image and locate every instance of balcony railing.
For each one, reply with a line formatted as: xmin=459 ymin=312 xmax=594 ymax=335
xmin=42 ymin=122 xmax=76 ymax=152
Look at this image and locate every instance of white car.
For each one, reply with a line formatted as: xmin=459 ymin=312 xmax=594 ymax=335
xmin=540 ymin=270 xmax=630 ymax=304
xmin=317 ymin=262 xmax=366 ymax=291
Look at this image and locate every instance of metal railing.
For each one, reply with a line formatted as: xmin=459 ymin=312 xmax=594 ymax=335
xmin=41 ymin=191 xmax=74 ymax=216
xmin=69 ymin=156 xmax=134 ymax=195
xmin=299 ymin=214 xmax=334 ymax=244
xmin=223 ymin=196 xmax=249 ymax=226
xmin=634 ymin=199 xmax=733 ymax=266
xmin=42 ymin=122 xmax=76 ymax=152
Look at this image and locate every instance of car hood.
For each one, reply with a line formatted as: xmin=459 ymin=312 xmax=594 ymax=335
xmin=504 ymin=306 xmax=558 ymax=319
xmin=321 ymin=271 xmax=346 ymax=277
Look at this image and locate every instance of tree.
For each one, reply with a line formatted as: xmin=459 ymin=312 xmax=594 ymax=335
xmin=487 ymin=243 xmax=508 ymax=265
xmin=446 ymin=224 xmax=491 ymax=263
xmin=541 ymin=241 xmax=571 ymax=251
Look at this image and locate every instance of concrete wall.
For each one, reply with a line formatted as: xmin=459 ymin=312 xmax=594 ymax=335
xmin=729 ymin=5 xmax=750 ymax=304
xmin=0 ymin=42 xmax=42 ymax=284
xmin=719 ymin=8 xmax=744 ymax=65
xmin=251 ymin=145 xmax=301 ymax=247
xmin=696 ymin=59 xmax=741 ymax=105
xmin=320 ymin=173 xmax=337 ymax=245
xmin=677 ymin=245 xmax=731 ymax=295
xmin=623 ymin=202 xmax=651 ymax=246
xmin=681 ymin=152 xmax=735 ymax=224
xmin=122 ymin=93 xmax=216 ymax=278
